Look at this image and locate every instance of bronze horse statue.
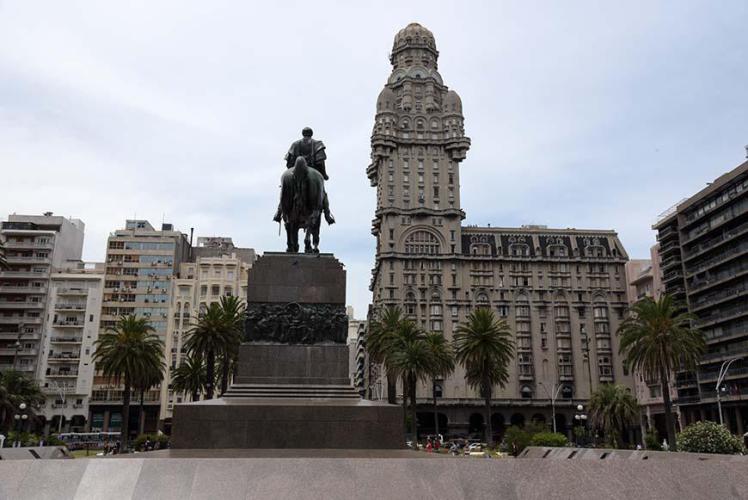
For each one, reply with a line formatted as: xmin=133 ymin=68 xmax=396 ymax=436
xmin=273 ymin=157 xmax=333 ymax=253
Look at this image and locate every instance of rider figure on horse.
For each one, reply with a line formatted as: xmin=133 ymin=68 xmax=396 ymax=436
xmin=273 ymin=127 xmax=335 ymax=253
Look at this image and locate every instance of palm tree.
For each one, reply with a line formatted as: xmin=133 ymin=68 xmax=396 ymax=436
xmin=589 ymin=383 xmax=639 ymax=448
xmin=453 ymin=308 xmax=514 ymax=446
xmin=92 ymin=315 xmax=164 ymax=451
xmin=389 ymin=320 xmax=433 ymax=441
xmin=171 ymin=355 xmax=207 ymax=402
xmin=617 ymin=294 xmax=704 ymax=447
xmin=217 ymin=296 xmax=246 ymax=395
xmin=424 ymin=332 xmax=455 ymax=437
xmin=134 ymin=364 xmax=163 ymax=435
xmin=367 ymin=306 xmax=405 ymax=404
xmin=0 ymin=369 xmax=44 ymax=433
xmin=185 ymin=303 xmax=233 ymax=399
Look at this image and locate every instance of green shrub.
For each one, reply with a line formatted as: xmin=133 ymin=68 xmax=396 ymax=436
xmin=7 ymin=431 xmax=40 ymax=447
xmin=530 ymin=432 xmax=569 ymax=447
xmin=45 ymin=434 xmax=66 ymax=446
xmin=676 ymin=421 xmax=745 ymax=455
xmin=644 ymin=429 xmax=662 ymax=451
xmin=503 ymin=426 xmax=532 ymax=456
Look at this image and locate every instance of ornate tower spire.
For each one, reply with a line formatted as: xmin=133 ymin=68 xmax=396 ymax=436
xmin=390 ymin=22 xmax=439 ymax=70
xmin=367 ymin=23 xmax=470 ymax=299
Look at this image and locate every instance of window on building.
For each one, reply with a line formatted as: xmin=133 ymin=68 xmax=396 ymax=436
xmin=404 ymin=231 xmax=440 ymax=255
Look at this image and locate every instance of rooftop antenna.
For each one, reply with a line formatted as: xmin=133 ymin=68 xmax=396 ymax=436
xmin=744 ymin=144 xmax=748 ymax=159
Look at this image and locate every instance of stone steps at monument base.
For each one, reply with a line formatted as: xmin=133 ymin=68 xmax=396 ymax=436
xmin=222 ymin=383 xmax=360 ymax=400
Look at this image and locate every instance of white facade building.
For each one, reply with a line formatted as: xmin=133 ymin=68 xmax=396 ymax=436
xmin=160 ymin=238 xmax=254 ymax=425
xmin=0 ymin=213 xmax=84 ymax=379
xmin=38 ymin=265 xmax=104 ymax=433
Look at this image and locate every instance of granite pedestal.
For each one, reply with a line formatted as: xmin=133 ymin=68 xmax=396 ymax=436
xmin=172 ymin=253 xmax=403 ymax=449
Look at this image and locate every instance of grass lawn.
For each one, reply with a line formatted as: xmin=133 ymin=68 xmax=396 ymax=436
xmin=70 ymin=448 xmax=104 ymax=458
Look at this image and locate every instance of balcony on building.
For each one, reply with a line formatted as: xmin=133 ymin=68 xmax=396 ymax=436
xmin=52 ymin=319 xmax=84 ymax=328
xmin=660 ymin=254 xmax=682 ymax=272
xmin=50 ymin=335 xmax=83 ymax=344
xmin=54 ymin=302 xmax=87 ymax=312
xmin=656 ymin=224 xmax=678 ymax=242
xmin=0 ymin=331 xmax=40 ymax=341
xmin=698 ymin=365 xmax=748 ymax=383
xmin=0 ymin=284 xmax=47 ymax=294
xmin=684 ymin=218 xmax=748 ymax=260
xmin=4 ymin=255 xmax=51 ymax=265
xmin=0 ymin=316 xmax=42 ymax=324
xmin=0 ymin=347 xmax=38 ymax=357
xmin=662 ymin=270 xmax=684 ymax=285
xmin=46 ymin=368 xmax=79 ymax=378
xmin=0 ymin=270 xmax=50 ymax=279
xmin=690 ymin=280 xmax=748 ymax=312
xmin=699 ymin=342 xmax=748 ymax=364
xmin=56 ymin=287 xmax=88 ymax=296
xmin=685 ymin=240 xmax=748 ymax=276
xmin=2 ymin=240 xmax=55 ymax=250
xmin=47 ymin=351 xmax=81 ymax=362
xmin=0 ymin=300 xmax=45 ymax=309
xmin=0 ymin=363 xmax=34 ymax=373
xmin=681 ymin=204 xmax=748 ymax=247
xmin=688 ymin=262 xmax=748 ymax=296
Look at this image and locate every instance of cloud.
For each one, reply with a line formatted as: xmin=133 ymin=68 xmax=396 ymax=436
xmin=1 ymin=0 xmax=747 ymax=316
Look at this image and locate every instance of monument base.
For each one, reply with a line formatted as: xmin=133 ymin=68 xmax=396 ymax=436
xmin=234 ymin=343 xmax=350 ymax=386
xmin=172 ymin=253 xmax=404 ymax=450
xmin=171 ymin=397 xmax=403 ymax=449
xmin=172 ymin=343 xmax=403 ymax=449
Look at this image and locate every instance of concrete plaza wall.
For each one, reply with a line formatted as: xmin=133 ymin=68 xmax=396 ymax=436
xmin=1 ymin=454 xmax=747 ymax=499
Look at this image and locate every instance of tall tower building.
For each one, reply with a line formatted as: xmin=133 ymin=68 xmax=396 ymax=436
xmin=367 ymin=24 xmax=633 ymax=440
xmin=89 ymin=220 xmax=190 ymax=435
xmin=0 ymin=213 xmax=84 ymax=378
xmin=367 ymin=23 xmax=470 ymax=266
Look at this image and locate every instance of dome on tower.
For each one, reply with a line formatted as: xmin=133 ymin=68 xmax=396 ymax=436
xmin=377 ymin=86 xmax=396 ymax=111
xmin=393 ymin=23 xmax=436 ymax=51
xmin=444 ymin=90 xmax=462 ymax=113
xmin=389 ymin=23 xmax=439 ymax=71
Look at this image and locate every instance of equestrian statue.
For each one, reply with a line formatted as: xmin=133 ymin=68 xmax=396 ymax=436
xmin=273 ymin=127 xmax=335 ymax=253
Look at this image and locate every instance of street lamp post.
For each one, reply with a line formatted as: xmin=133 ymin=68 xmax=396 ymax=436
xmin=716 ymin=357 xmax=741 ymax=426
xmin=574 ymin=404 xmax=588 ymax=446
xmin=49 ymin=381 xmax=68 ymax=434
xmin=539 ymin=381 xmax=563 ymax=433
xmin=13 ymin=402 xmax=28 ymax=447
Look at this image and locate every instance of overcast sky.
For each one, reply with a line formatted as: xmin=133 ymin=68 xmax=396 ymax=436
xmin=1 ymin=1 xmax=746 ymax=317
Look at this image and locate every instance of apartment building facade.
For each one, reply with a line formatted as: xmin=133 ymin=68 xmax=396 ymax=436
xmin=160 ymin=237 xmax=254 ymax=428
xmin=0 ymin=214 xmax=84 ymax=378
xmin=38 ymin=265 xmax=104 ymax=434
xmin=624 ymin=248 xmax=679 ymax=440
xmin=89 ymin=220 xmax=190 ymax=435
xmin=653 ymin=159 xmax=748 ymax=436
